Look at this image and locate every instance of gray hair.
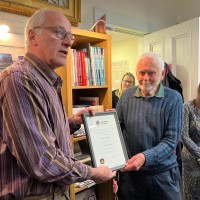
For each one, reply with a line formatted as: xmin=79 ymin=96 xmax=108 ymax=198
xmin=24 ymin=9 xmax=46 ymax=50
xmin=139 ymin=52 xmax=165 ymax=70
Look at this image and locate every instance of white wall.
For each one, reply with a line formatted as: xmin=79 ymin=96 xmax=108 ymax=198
xmin=178 ymin=0 xmax=200 ymax=23
xmin=0 ymin=11 xmax=27 ymax=61
xmin=111 ymin=37 xmax=139 ymax=89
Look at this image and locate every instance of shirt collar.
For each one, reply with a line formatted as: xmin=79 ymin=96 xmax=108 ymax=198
xmin=24 ymin=52 xmax=62 ymax=87
xmin=134 ymin=83 xmax=164 ymax=98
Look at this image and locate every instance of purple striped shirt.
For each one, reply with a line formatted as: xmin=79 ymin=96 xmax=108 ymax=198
xmin=0 ymin=53 xmax=92 ymax=199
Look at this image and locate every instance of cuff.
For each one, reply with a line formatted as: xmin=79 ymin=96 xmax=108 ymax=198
xmin=69 ymin=116 xmax=81 ymax=134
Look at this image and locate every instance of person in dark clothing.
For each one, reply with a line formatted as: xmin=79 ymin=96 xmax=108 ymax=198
xmin=112 ymin=72 xmax=135 ymax=108
xmin=162 ymin=62 xmax=184 ymax=174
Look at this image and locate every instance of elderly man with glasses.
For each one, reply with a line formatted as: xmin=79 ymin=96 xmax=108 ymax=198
xmin=0 ymin=9 xmax=115 ymax=200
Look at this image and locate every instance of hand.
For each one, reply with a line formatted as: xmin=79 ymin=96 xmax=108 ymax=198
xmin=197 ymin=158 xmax=200 ymax=164
xmin=91 ymin=166 xmax=116 ymax=184
xmin=121 ymin=153 xmax=145 ymax=172
xmin=73 ymin=107 xmax=95 ymax=125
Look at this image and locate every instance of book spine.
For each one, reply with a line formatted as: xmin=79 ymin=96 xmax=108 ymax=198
xmin=79 ymin=51 xmax=87 ymax=86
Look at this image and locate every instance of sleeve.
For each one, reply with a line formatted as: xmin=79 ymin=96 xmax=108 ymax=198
xmin=181 ymin=103 xmax=200 ymax=158
xmin=143 ymin=94 xmax=183 ymax=166
xmin=1 ymin=71 xmax=92 ymax=185
xmin=68 ymin=118 xmax=81 ymax=134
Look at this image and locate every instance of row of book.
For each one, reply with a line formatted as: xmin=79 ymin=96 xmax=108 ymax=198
xmin=71 ymin=44 xmax=105 ymax=86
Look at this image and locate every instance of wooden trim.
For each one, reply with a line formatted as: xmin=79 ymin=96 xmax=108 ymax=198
xmin=0 ymin=0 xmax=81 ymax=27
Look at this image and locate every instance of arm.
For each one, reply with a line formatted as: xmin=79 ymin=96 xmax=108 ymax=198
xmin=143 ymin=95 xmax=183 ymax=167
xmin=2 ymin=71 xmax=115 ymax=185
xmin=121 ymin=93 xmax=183 ymax=172
xmin=0 ymin=72 xmax=90 ymax=184
xmin=181 ymin=103 xmax=200 ymax=158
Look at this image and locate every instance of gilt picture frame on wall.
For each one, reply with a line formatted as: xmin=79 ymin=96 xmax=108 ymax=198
xmin=0 ymin=0 xmax=81 ymax=26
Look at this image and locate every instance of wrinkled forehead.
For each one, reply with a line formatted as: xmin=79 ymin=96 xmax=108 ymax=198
xmin=137 ymin=57 xmax=162 ymax=71
xmin=44 ymin=11 xmax=71 ymax=28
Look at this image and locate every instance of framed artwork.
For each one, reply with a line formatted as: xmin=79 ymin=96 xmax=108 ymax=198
xmin=0 ymin=53 xmax=13 ymax=71
xmin=0 ymin=0 xmax=81 ymax=26
xmin=83 ymin=111 xmax=128 ymax=171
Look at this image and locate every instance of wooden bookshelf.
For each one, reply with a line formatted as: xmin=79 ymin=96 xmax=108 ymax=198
xmin=55 ymin=28 xmax=113 ymax=200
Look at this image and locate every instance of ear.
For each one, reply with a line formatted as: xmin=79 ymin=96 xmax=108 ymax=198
xmin=28 ymin=29 xmax=38 ymax=46
xmin=160 ymin=69 xmax=166 ymax=81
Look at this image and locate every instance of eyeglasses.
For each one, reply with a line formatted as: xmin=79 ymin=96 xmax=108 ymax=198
xmin=34 ymin=26 xmax=75 ymax=42
xmin=122 ymin=80 xmax=133 ymax=84
xmin=138 ymin=71 xmax=157 ymax=77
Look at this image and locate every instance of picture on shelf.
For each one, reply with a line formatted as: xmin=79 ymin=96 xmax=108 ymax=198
xmin=0 ymin=53 xmax=13 ymax=71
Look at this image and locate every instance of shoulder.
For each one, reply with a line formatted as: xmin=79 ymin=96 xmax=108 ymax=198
xmin=119 ymin=87 xmax=137 ymax=103
xmin=0 ymin=60 xmax=37 ymax=86
xmin=163 ymin=86 xmax=182 ymax=103
xmin=123 ymin=86 xmax=137 ymax=96
xmin=1 ymin=60 xmax=31 ymax=76
xmin=183 ymin=101 xmax=194 ymax=111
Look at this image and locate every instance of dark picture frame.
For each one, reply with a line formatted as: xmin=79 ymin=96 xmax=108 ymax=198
xmin=83 ymin=111 xmax=128 ymax=171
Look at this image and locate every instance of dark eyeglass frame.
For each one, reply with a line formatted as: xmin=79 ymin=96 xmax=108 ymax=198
xmin=122 ymin=80 xmax=134 ymax=84
xmin=34 ymin=26 xmax=75 ymax=41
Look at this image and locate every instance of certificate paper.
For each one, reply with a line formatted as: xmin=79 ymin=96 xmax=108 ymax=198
xmin=83 ymin=111 xmax=128 ymax=171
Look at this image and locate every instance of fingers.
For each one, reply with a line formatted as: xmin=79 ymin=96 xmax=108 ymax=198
xmin=73 ymin=107 xmax=95 ymax=125
xmin=121 ymin=153 xmax=146 ymax=172
xmin=121 ymin=162 xmax=139 ymax=172
xmin=88 ymin=107 xmax=95 ymax=116
xmin=91 ymin=166 xmax=116 ymax=184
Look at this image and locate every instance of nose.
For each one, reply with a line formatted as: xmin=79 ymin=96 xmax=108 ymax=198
xmin=143 ymin=73 xmax=150 ymax=80
xmin=63 ymin=36 xmax=73 ymax=47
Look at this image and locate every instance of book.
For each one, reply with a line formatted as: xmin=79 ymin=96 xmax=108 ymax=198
xmin=79 ymin=51 xmax=87 ymax=86
xmin=76 ymin=43 xmax=94 ymax=86
xmin=90 ymin=105 xmax=104 ymax=112
xmin=74 ymin=180 xmax=95 ymax=188
xmin=79 ymin=97 xmax=99 ymax=106
xmin=76 ymin=51 xmax=83 ymax=86
xmin=99 ymin=47 xmax=105 ymax=85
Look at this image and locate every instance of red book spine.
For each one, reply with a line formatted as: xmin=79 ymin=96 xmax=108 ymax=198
xmin=79 ymin=51 xmax=87 ymax=86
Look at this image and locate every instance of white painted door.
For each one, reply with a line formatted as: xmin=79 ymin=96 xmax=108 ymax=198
xmin=138 ymin=17 xmax=200 ymax=102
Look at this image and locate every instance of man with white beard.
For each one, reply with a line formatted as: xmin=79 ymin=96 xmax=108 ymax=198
xmin=116 ymin=52 xmax=183 ymax=200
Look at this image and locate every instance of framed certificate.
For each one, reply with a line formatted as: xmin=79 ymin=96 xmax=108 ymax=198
xmin=83 ymin=111 xmax=128 ymax=171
